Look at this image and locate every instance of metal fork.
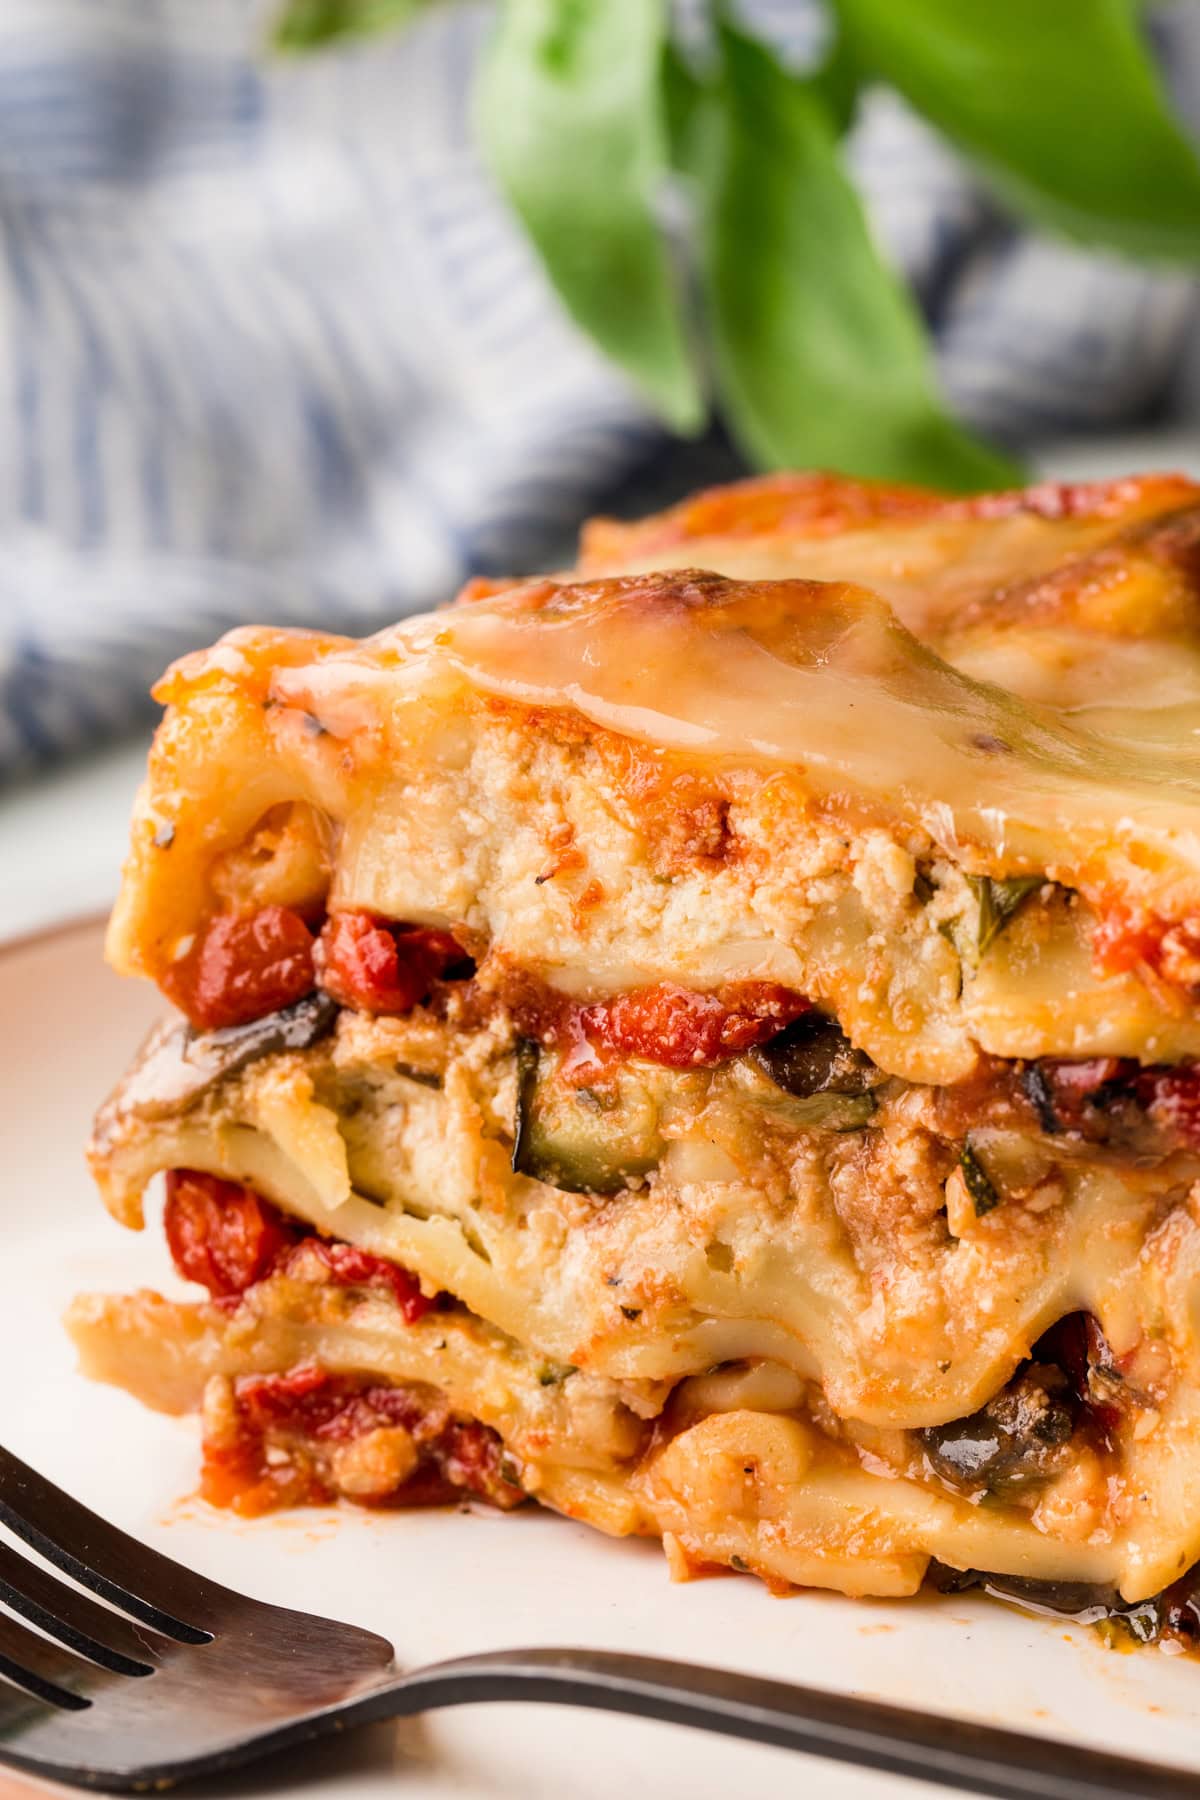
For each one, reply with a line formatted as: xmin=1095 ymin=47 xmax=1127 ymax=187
xmin=0 ymin=1445 xmax=1193 ymax=1800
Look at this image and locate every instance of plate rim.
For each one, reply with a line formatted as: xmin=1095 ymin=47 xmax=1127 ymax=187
xmin=0 ymin=909 xmax=108 ymax=959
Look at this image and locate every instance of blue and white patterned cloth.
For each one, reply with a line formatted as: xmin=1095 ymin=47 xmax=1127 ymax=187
xmin=0 ymin=0 xmax=1198 ymax=773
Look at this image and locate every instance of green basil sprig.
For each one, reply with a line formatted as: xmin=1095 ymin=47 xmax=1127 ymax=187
xmin=695 ymin=24 xmax=1020 ymax=489
xmin=272 ymin=0 xmax=1200 ymax=487
xmin=476 ymin=0 xmax=703 ymax=434
xmin=835 ymin=0 xmax=1200 ymax=262
xmin=274 ymin=0 xmax=427 ymax=50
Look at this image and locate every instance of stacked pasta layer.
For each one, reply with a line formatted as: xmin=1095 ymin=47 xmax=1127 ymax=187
xmin=72 ymin=472 xmax=1200 ymax=1636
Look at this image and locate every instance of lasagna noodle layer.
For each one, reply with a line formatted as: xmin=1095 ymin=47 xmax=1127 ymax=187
xmin=83 ymin=1005 xmax=1200 ymax=1604
xmin=82 ymin=471 xmax=1200 ymax=1615
xmin=105 ymin=478 xmax=1200 ymax=1085
xmin=67 ymin=1268 xmax=1126 ymax=1601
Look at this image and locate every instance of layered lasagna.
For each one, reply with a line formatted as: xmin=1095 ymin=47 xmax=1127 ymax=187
xmin=73 ymin=470 xmax=1200 ymax=1641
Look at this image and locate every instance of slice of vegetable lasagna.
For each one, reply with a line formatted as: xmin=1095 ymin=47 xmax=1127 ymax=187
xmin=73 ymin=470 xmax=1200 ymax=1640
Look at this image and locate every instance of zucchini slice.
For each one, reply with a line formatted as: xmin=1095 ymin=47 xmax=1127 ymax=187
xmin=761 ymin=1090 xmax=878 ymax=1132
xmin=511 ymin=1040 xmax=665 ymax=1195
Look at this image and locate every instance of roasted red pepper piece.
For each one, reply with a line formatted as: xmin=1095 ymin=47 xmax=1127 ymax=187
xmin=316 ymin=910 xmax=469 ymax=1015
xmin=164 ymin=1170 xmax=302 ymax=1298
xmin=161 ymin=906 xmax=316 ymax=1030
xmin=578 ymin=981 xmax=809 ymax=1069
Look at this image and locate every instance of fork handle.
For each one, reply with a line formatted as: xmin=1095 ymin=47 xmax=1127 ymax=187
xmin=374 ymin=1646 xmax=1194 ymax=1800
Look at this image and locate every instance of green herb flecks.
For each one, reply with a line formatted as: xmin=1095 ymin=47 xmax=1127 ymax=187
xmin=476 ymin=0 xmax=703 ymax=433
xmin=969 ymin=875 xmax=1044 ymax=958
xmin=960 ymin=1140 xmax=1001 ymax=1218
xmin=537 ymin=1363 xmax=576 ymax=1387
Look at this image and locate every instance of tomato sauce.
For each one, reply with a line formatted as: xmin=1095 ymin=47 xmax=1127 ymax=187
xmin=576 ymin=981 xmax=809 ymax=1070
xmin=201 ymin=1364 xmax=524 ymax=1516
xmin=159 ymin=894 xmax=803 ymax=1079
xmin=502 ymin=975 xmax=810 ymax=1073
xmin=1139 ymin=1066 xmax=1200 ymax=1149
xmin=274 ymin=1238 xmax=437 ymax=1323
xmin=1092 ymin=902 xmax=1200 ymax=995
xmin=166 ymin=1178 xmax=502 ymax=1518
xmin=1092 ymin=903 xmax=1170 ymax=977
xmin=159 ymin=903 xmax=473 ymax=1032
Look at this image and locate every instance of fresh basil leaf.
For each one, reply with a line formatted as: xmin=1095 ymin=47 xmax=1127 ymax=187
xmin=835 ymin=0 xmax=1200 ymax=262
xmin=696 ymin=25 xmax=1019 ymax=490
xmin=968 ymin=874 xmax=1044 ymax=956
xmin=476 ymin=0 xmax=704 ymax=434
xmin=812 ymin=17 xmax=861 ymax=135
xmin=273 ymin=0 xmax=426 ymax=51
xmin=662 ymin=39 xmax=704 ymax=173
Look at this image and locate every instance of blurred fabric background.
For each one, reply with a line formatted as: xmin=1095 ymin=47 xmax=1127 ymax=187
xmin=2 ymin=0 xmax=1200 ymax=775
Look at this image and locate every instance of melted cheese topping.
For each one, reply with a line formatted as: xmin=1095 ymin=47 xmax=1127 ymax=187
xmin=104 ymin=470 xmax=1200 ymax=1077
xmin=321 ymin=570 xmax=1200 ymax=885
xmin=580 ymin=470 xmax=1200 ymax=740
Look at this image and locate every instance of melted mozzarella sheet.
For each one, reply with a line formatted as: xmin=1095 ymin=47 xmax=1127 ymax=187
xmin=335 ymin=572 xmax=1200 ymax=879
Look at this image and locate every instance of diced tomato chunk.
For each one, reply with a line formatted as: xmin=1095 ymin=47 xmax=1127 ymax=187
xmin=161 ymin=906 xmax=316 ymax=1030
xmin=233 ymin=1367 xmax=432 ymax=1446
xmin=164 ymin=1170 xmax=302 ymax=1298
xmin=440 ymin=1419 xmax=512 ymax=1497
xmin=579 ymin=981 xmax=809 ymax=1069
xmin=201 ymin=1364 xmax=524 ymax=1516
xmin=276 ymin=1239 xmax=436 ymax=1323
xmin=234 ymin=1363 xmax=335 ymax=1429
xmin=1093 ymin=903 xmax=1200 ymax=992
xmin=1093 ymin=904 xmax=1167 ymax=977
xmin=316 ymin=910 xmax=470 ymax=1015
xmin=164 ymin=1171 xmax=441 ymax=1317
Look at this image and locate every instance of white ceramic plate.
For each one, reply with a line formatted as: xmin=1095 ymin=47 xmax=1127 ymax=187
xmin=3 ymin=918 xmax=1200 ymax=1800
